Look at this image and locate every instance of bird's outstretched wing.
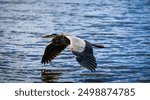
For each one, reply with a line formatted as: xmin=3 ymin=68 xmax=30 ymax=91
xmin=72 ymin=51 xmax=97 ymax=72
xmin=72 ymin=40 xmax=97 ymax=71
xmin=41 ymin=43 xmax=68 ymax=64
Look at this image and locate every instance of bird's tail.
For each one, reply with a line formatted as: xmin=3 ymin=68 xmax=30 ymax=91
xmin=92 ymin=43 xmax=105 ymax=48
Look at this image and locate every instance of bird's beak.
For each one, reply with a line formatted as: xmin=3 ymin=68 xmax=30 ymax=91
xmin=42 ymin=35 xmax=51 ymax=38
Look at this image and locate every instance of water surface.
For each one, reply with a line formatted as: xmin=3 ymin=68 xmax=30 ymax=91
xmin=0 ymin=0 xmax=150 ymax=82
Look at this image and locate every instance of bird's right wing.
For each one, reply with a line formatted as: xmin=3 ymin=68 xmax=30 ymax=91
xmin=41 ymin=43 xmax=68 ymax=64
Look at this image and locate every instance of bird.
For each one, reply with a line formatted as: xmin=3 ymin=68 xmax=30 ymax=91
xmin=41 ymin=33 xmax=105 ymax=72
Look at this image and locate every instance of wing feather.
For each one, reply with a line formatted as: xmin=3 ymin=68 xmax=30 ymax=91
xmin=72 ymin=40 xmax=97 ymax=71
xmin=73 ymin=51 xmax=97 ymax=71
xmin=41 ymin=43 xmax=67 ymax=64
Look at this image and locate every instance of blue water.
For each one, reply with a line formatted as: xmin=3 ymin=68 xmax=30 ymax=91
xmin=0 ymin=0 xmax=150 ymax=83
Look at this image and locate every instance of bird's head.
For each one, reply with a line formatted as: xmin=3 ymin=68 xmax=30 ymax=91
xmin=42 ymin=34 xmax=58 ymax=38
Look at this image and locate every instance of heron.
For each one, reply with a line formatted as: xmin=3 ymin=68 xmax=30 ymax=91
xmin=41 ymin=33 xmax=105 ymax=72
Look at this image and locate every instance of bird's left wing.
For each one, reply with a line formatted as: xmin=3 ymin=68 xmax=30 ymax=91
xmin=72 ymin=51 xmax=97 ymax=72
xmin=41 ymin=43 xmax=68 ymax=64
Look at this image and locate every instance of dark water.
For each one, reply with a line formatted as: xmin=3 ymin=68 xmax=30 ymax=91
xmin=0 ymin=0 xmax=150 ymax=83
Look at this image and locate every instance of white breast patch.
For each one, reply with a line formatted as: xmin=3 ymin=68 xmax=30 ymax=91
xmin=66 ymin=35 xmax=86 ymax=52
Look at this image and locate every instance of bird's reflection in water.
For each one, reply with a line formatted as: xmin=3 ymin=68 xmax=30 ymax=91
xmin=41 ymin=69 xmax=113 ymax=83
xmin=41 ymin=69 xmax=62 ymax=83
xmin=79 ymin=73 xmax=112 ymax=83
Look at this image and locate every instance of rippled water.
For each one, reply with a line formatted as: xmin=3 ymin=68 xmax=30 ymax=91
xmin=0 ymin=0 xmax=150 ymax=83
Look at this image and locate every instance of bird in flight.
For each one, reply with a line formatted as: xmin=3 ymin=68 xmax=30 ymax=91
xmin=41 ymin=33 xmax=105 ymax=71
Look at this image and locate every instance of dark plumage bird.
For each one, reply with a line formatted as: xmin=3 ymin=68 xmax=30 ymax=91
xmin=41 ymin=33 xmax=105 ymax=71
